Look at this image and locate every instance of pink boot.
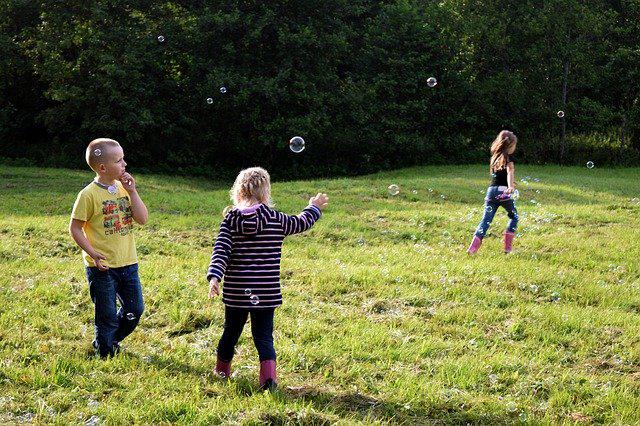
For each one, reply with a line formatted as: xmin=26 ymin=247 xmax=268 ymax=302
xmin=466 ymin=235 xmax=483 ymax=254
xmin=215 ymin=357 xmax=231 ymax=378
xmin=503 ymin=231 xmax=515 ymax=253
xmin=259 ymin=360 xmax=277 ymax=391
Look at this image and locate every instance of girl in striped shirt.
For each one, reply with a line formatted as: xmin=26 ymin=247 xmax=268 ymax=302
xmin=207 ymin=167 xmax=328 ymax=391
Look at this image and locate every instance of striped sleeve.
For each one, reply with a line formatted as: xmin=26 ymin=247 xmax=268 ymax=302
xmin=206 ymin=218 xmax=233 ymax=281
xmin=277 ymin=204 xmax=322 ymax=236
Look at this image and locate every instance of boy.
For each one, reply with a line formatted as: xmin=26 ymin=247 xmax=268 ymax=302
xmin=69 ymin=138 xmax=148 ymax=358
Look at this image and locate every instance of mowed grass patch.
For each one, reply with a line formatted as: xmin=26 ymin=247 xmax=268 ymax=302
xmin=1 ymin=164 xmax=639 ymax=424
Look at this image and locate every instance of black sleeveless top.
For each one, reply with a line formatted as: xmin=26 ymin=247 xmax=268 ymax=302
xmin=490 ymin=155 xmax=514 ymax=186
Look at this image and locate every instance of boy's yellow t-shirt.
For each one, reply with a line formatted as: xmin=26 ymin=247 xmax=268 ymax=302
xmin=71 ymin=180 xmax=138 ymax=268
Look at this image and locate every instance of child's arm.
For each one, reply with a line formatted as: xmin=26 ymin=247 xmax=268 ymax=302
xmin=69 ymin=219 xmax=109 ymax=271
xmin=506 ymin=162 xmax=516 ymax=194
xmin=120 ymin=172 xmax=148 ymax=225
xmin=206 ymin=218 xmax=233 ymax=296
xmin=278 ymin=193 xmax=328 ymax=236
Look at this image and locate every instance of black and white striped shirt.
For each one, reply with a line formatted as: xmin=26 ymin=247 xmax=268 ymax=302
xmin=207 ymin=203 xmax=322 ymax=309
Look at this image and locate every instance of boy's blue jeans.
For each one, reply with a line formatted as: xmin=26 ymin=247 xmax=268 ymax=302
xmin=86 ymin=263 xmax=144 ymax=358
xmin=474 ymin=186 xmax=519 ymax=238
xmin=217 ymin=306 xmax=276 ymax=362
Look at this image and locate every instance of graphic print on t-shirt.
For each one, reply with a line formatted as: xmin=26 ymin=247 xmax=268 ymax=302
xmin=102 ymin=197 xmax=133 ymax=236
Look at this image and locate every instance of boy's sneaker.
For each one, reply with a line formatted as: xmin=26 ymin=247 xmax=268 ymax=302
xmin=92 ymin=340 xmax=121 ymax=358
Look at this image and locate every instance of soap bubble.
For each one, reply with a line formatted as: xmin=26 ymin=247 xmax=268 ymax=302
xmin=289 ymin=136 xmax=305 ymax=153
xmin=206 ymin=97 xmax=213 ymax=104
xmin=157 ymin=35 xmax=165 ymax=43
xmin=557 ymin=110 xmax=565 ymax=118
xmin=219 ymin=86 xmax=227 ymax=94
xmin=94 ymin=149 xmax=102 ymax=156
xmin=427 ymin=77 xmax=437 ymax=87
xmin=485 ymin=205 xmax=493 ymax=213
xmin=126 ymin=312 xmax=136 ymax=320
xmin=489 ymin=374 xmax=498 ymax=384
xmin=586 ymin=161 xmax=594 ymax=169
xmin=388 ymin=184 xmax=400 ymax=196
xmin=244 ymin=288 xmax=252 ymax=296
xmin=250 ymin=295 xmax=259 ymax=305
xmin=506 ymin=401 xmax=517 ymax=413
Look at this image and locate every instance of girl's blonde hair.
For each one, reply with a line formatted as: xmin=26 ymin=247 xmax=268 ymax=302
xmin=489 ymin=130 xmax=517 ymax=172
xmin=229 ymin=167 xmax=272 ymax=208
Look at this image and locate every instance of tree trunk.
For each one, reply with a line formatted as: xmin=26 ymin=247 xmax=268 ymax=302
xmin=560 ymin=60 xmax=569 ymax=164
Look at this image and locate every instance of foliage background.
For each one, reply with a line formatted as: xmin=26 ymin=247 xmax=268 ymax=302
xmin=1 ymin=0 xmax=639 ymax=177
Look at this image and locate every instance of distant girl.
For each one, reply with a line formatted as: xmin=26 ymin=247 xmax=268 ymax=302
xmin=467 ymin=130 xmax=519 ymax=254
xmin=206 ymin=167 xmax=328 ymax=391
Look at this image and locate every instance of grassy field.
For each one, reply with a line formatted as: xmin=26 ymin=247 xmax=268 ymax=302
xmin=0 ymin=164 xmax=639 ymax=424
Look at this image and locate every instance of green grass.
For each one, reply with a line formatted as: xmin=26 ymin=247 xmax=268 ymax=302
xmin=1 ymin=164 xmax=639 ymax=424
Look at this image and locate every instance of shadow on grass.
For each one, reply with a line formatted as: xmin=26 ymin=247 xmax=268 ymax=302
xmin=267 ymin=384 xmax=516 ymax=424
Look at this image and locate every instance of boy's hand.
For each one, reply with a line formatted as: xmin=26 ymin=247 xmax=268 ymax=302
xmin=310 ymin=193 xmax=329 ymax=210
xmin=209 ymin=278 xmax=220 ymax=298
xmin=91 ymin=251 xmax=109 ymax=271
xmin=505 ymin=187 xmax=515 ymax=194
xmin=119 ymin=172 xmax=136 ymax=192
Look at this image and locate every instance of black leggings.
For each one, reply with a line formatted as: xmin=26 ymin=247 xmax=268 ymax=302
xmin=217 ymin=306 xmax=276 ymax=361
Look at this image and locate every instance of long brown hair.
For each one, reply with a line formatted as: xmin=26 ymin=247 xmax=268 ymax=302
xmin=489 ymin=130 xmax=517 ymax=173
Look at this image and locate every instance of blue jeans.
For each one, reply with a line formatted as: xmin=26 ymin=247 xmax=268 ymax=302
xmin=86 ymin=263 xmax=144 ymax=358
xmin=217 ymin=306 xmax=276 ymax=362
xmin=474 ymin=186 xmax=519 ymax=238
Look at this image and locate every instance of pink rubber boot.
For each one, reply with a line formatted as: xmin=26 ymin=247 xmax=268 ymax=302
xmin=215 ymin=357 xmax=231 ymax=378
xmin=259 ymin=360 xmax=277 ymax=391
xmin=504 ymin=231 xmax=515 ymax=254
xmin=466 ymin=235 xmax=483 ymax=254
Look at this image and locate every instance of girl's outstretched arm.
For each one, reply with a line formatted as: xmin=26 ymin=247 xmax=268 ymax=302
xmin=278 ymin=193 xmax=328 ymax=236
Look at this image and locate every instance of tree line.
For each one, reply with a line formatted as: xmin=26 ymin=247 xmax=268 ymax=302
xmin=1 ymin=0 xmax=638 ymax=178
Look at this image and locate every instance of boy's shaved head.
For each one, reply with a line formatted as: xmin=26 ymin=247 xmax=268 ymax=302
xmin=86 ymin=138 xmax=121 ymax=171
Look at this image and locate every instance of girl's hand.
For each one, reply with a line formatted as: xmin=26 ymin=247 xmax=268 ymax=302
xmin=209 ymin=278 xmax=220 ymax=298
xmin=505 ymin=187 xmax=515 ymax=194
xmin=119 ymin=172 xmax=136 ymax=192
xmin=310 ymin=193 xmax=329 ymax=210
